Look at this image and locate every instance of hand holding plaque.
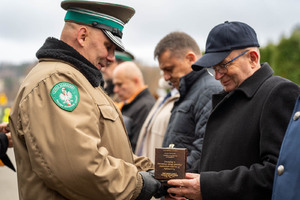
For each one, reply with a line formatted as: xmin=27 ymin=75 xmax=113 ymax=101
xmin=155 ymin=144 xmax=187 ymax=184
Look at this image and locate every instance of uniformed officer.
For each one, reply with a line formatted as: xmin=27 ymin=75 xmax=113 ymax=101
xmin=272 ymin=95 xmax=300 ymax=200
xmin=9 ymin=1 xmax=162 ymax=199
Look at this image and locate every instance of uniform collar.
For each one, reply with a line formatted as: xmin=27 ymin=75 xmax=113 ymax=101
xmin=179 ymin=69 xmax=206 ymax=97
xmin=36 ymin=37 xmax=104 ymax=88
xmin=235 ymin=62 xmax=274 ymax=98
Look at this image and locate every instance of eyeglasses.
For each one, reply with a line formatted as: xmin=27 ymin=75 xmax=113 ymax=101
xmin=207 ymin=50 xmax=249 ymax=77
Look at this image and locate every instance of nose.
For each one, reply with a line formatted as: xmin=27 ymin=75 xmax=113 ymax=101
xmin=113 ymin=85 xmax=119 ymax=93
xmin=163 ymin=72 xmax=171 ymax=81
xmin=107 ymin=50 xmax=116 ymax=63
xmin=101 ymin=66 xmax=106 ymax=72
xmin=214 ymin=71 xmax=224 ymax=80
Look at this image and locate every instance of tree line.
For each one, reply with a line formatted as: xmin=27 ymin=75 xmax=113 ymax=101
xmin=260 ymin=25 xmax=300 ymax=85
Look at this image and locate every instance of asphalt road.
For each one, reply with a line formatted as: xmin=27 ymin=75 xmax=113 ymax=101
xmin=0 ymin=148 xmax=19 ymax=200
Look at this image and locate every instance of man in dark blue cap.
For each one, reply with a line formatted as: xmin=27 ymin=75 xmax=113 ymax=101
xmin=9 ymin=1 xmax=163 ymax=199
xmin=165 ymin=21 xmax=300 ymax=200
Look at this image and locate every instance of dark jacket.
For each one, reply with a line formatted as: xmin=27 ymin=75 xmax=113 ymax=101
xmin=162 ymin=70 xmax=223 ymax=169
xmin=0 ymin=132 xmax=15 ymax=171
xmin=0 ymin=132 xmax=8 ymax=156
xmin=122 ymin=88 xmax=155 ymax=152
xmin=198 ymin=63 xmax=300 ymax=200
xmin=272 ymin=95 xmax=300 ymax=200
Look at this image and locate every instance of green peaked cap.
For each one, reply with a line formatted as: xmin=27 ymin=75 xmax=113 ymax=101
xmin=61 ymin=0 xmax=135 ymax=51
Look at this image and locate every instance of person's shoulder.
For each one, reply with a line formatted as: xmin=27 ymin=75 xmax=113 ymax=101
xmin=28 ymin=60 xmax=77 ymax=77
xmin=138 ymin=88 xmax=156 ymax=102
xmin=193 ymin=72 xmax=223 ymax=92
xmin=265 ymin=76 xmax=300 ymax=92
xmin=20 ymin=61 xmax=85 ymax=98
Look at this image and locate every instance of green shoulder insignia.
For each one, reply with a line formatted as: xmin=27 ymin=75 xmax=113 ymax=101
xmin=50 ymin=82 xmax=79 ymax=112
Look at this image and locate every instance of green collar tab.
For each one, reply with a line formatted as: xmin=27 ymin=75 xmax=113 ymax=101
xmin=50 ymin=82 xmax=79 ymax=112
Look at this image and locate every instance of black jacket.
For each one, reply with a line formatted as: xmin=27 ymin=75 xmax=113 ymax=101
xmin=162 ymin=70 xmax=223 ymax=169
xmin=0 ymin=132 xmax=15 ymax=171
xmin=198 ymin=63 xmax=300 ymax=200
xmin=0 ymin=132 xmax=8 ymax=157
xmin=122 ymin=88 xmax=155 ymax=152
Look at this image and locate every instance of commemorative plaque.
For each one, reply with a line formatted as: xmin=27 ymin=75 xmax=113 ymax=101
xmin=155 ymin=144 xmax=187 ymax=184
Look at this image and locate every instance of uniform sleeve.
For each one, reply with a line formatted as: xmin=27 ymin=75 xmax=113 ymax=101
xmin=132 ymin=154 xmax=154 ymax=172
xmin=200 ymin=81 xmax=300 ymax=200
xmin=18 ymin=72 xmax=143 ymax=200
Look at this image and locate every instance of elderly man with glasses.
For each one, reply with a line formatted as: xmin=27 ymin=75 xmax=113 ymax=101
xmin=164 ymin=21 xmax=300 ymax=200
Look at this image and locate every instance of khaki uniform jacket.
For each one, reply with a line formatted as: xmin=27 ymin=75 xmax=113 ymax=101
xmin=10 ymin=59 xmax=153 ymax=200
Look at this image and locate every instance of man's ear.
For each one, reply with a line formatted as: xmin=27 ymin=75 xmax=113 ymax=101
xmin=249 ymin=50 xmax=259 ymax=68
xmin=132 ymin=76 xmax=140 ymax=85
xmin=77 ymin=26 xmax=88 ymax=47
xmin=185 ymin=52 xmax=197 ymax=65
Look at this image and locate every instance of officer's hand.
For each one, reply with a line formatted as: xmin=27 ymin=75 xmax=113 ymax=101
xmin=136 ymin=170 xmax=163 ymax=200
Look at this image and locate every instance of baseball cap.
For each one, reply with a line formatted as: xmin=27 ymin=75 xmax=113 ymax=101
xmin=61 ymin=0 xmax=135 ymax=51
xmin=192 ymin=21 xmax=259 ymax=71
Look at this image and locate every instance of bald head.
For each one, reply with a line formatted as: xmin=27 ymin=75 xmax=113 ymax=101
xmin=113 ymin=61 xmax=145 ymax=101
xmin=114 ymin=61 xmax=144 ymax=84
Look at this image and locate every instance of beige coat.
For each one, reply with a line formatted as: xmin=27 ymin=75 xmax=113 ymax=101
xmin=9 ymin=59 xmax=153 ymax=200
xmin=135 ymin=91 xmax=179 ymax=162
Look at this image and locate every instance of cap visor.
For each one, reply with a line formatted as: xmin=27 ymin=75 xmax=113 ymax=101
xmin=192 ymin=51 xmax=231 ymax=71
xmin=102 ymin=30 xmax=125 ymax=51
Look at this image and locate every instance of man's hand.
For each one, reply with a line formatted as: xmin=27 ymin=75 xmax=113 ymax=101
xmin=166 ymin=173 xmax=202 ymax=200
xmin=0 ymin=123 xmax=12 ymax=148
xmin=0 ymin=122 xmax=9 ymax=133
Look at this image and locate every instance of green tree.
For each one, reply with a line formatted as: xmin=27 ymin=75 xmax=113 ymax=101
xmin=260 ymin=25 xmax=300 ymax=85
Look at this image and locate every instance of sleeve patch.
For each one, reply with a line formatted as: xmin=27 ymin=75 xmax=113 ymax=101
xmin=50 ymin=82 xmax=79 ymax=112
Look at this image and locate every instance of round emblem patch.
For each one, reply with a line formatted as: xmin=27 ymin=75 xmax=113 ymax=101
xmin=50 ymin=82 xmax=79 ymax=112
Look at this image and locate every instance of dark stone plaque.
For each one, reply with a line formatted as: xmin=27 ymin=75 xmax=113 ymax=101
xmin=155 ymin=146 xmax=187 ymax=183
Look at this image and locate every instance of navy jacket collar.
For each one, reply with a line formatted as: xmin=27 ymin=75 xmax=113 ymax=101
xmin=179 ymin=69 xmax=206 ymax=98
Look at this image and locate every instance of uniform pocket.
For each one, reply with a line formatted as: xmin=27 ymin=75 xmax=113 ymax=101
xmin=98 ymin=105 xmax=119 ymax=121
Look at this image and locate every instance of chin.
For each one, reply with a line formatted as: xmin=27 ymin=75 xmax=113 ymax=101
xmin=224 ymin=86 xmax=234 ymax=92
xmin=96 ymin=65 xmax=102 ymax=70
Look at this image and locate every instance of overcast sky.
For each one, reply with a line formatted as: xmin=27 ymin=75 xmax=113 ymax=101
xmin=1 ymin=0 xmax=300 ymax=66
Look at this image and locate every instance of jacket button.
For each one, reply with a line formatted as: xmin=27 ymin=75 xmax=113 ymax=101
xmin=277 ymin=165 xmax=284 ymax=176
xmin=293 ymin=112 xmax=300 ymax=121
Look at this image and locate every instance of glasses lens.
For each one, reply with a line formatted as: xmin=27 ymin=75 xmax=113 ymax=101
xmin=206 ymin=68 xmax=215 ymax=77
